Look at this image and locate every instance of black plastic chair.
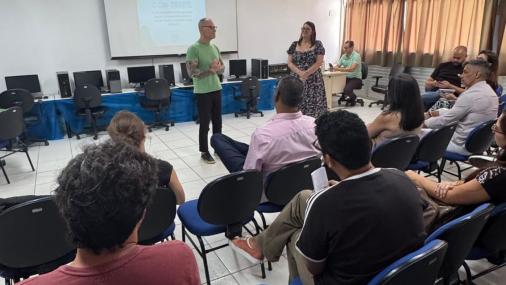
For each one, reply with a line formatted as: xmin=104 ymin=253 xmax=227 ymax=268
xmin=440 ymin=120 xmax=496 ymax=180
xmin=367 ymin=239 xmax=448 ymax=285
xmin=337 ymin=62 xmax=368 ymax=107
xmin=0 ymin=196 xmax=76 ymax=284
xmin=140 ymin=78 xmax=175 ymax=132
xmin=0 ymin=107 xmax=35 ymax=184
xmin=407 ymin=124 xmax=457 ymax=182
xmin=0 ymin=89 xmax=49 ymax=146
xmin=369 ymin=64 xmax=411 ymax=110
xmin=73 ymin=84 xmax=105 ymax=140
xmin=425 ymin=203 xmax=494 ymax=285
xmin=256 ymin=156 xmax=321 ymax=229
xmin=371 ymin=135 xmax=420 ymax=170
xmin=463 ymin=202 xmax=506 ymax=283
xmin=177 ymin=170 xmax=265 ymax=284
xmin=138 ymin=188 xmax=177 ymax=245
xmin=234 ymin=76 xmax=264 ymax=119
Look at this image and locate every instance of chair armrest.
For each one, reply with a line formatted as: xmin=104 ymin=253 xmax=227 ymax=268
xmin=371 ymin=75 xmax=383 ymax=86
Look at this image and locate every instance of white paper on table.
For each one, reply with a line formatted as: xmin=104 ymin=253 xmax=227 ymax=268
xmin=311 ymin=166 xmax=329 ymax=193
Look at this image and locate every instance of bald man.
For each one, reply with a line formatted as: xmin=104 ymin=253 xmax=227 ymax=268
xmin=422 ymin=46 xmax=467 ymax=111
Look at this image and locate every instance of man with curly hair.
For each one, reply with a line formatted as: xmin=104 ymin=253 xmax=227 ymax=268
xmin=229 ymin=110 xmax=425 ymax=285
xmin=20 ymin=141 xmax=200 ymax=285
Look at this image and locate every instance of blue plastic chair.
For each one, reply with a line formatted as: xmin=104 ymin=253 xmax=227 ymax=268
xmin=367 ymin=239 xmax=448 ymax=285
xmin=463 ymin=202 xmax=506 ymax=283
xmin=371 ymin=135 xmax=420 ymax=170
xmin=440 ymin=120 xmax=496 ymax=180
xmin=407 ymin=124 xmax=457 ymax=182
xmin=425 ymin=203 xmax=494 ymax=285
xmin=177 ymin=170 xmax=265 ymax=285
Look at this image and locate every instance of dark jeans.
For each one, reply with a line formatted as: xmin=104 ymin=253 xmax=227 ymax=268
xmin=197 ymin=90 xmax=222 ymax=153
xmin=210 ymin=133 xmax=249 ymax=172
xmin=422 ymin=91 xmax=440 ymax=111
xmin=343 ymin=78 xmax=363 ymax=101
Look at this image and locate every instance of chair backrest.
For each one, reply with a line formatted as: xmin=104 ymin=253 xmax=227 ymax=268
xmin=0 ymin=106 xmax=25 ymax=140
xmin=425 ymin=203 xmax=494 ymax=281
xmin=361 ymin=62 xmax=368 ymax=80
xmin=465 ymin=120 xmax=495 ymax=154
xmin=144 ymin=78 xmax=170 ymax=101
xmin=372 ymin=135 xmax=420 ymax=170
xmin=138 ymin=188 xmax=177 ymax=245
xmin=265 ymin=156 xmax=322 ymax=206
xmin=474 ymin=202 xmax=506 ymax=254
xmin=414 ymin=124 xmax=457 ymax=163
xmin=73 ymin=84 xmax=102 ymax=109
xmin=0 ymin=196 xmax=75 ymax=271
xmin=241 ymin=76 xmax=260 ymax=99
xmin=367 ymin=239 xmax=448 ymax=285
xmin=0 ymin=89 xmax=34 ymax=113
xmin=388 ymin=64 xmax=406 ymax=78
xmin=198 ymin=170 xmax=262 ymax=227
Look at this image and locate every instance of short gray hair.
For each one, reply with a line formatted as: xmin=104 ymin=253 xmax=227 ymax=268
xmin=276 ymin=76 xmax=304 ymax=108
xmin=465 ymin=59 xmax=491 ymax=80
xmin=198 ymin=18 xmax=211 ymax=29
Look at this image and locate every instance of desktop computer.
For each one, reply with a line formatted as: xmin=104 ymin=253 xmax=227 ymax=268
xmin=228 ymin=59 xmax=247 ymax=80
xmin=106 ymin=69 xmax=121 ymax=93
xmin=73 ymin=70 xmax=104 ymax=90
xmin=159 ymin=64 xmax=175 ymax=86
xmin=5 ymin=74 xmax=42 ymax=97
xmin=127 ymin=66 xmax=156 ymax=89
xmin=268 ymin=63 xmax=290 ymax=78
xmin=251 ymin=59 xmax=269 ymax=79
xmin=179 ymin=62 xmax=193 ymax=85
xmin=56 ymin=72 xmax=72 ymax=98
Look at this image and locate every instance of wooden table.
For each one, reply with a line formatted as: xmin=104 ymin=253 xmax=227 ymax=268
xmin=322 ymin=71 xmax=348 ymax=109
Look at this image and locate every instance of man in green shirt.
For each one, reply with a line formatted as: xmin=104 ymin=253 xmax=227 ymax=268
xmin=331 ymin=40 xmax=362 ymax=106
xmin=186 ymin=18 xmax=225 ymax=163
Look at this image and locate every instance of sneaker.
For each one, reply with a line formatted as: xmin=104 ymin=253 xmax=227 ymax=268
xmin=229 ymin=236 xmax=264 ymax=263
xmin=201 ymin=152 xmax=216 ymax=164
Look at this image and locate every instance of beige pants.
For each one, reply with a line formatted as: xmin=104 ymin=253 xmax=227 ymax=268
xmin=256 ymin=190 xmax=314 ymax=285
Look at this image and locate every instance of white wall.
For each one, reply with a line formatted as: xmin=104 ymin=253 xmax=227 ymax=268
xmin=0 ymin=0 xmax=344 ymax=94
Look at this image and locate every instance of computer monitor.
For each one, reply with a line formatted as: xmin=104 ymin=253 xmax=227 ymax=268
xmin=229 ymin=59 xmax=247 ymax=78
xmin=127 ymin=66 xmax=156 ymax=86
xmin=73 ymin=70 xmax=104 ymax=89
xmin=180 ymin=62 xmax=192 ymax=83
xmin=5 ymin=74 xmax=41 ymax=93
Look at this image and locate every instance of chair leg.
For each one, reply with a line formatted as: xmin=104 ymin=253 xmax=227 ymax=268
xmin=181 ymin=224 xmax=186 ymax=242
xmin=92 ymin=116 xmax=98 ymax=140
xmin=0 ymin=161 xmax=10 ymax=184
xmin=24 ymin=149 xmax=35 ymax=171
xmin=455 ymin=162 xmax=462 ymax=180
xmin=170 ymin=234 xmax=175 ymax=240
xmin=259 ymin=212 xmax=268 ymax=230
xmin=198 ymin=236 xmax=211 ymax=285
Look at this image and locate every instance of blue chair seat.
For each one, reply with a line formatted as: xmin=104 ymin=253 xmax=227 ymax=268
xmin=443 ymin=151 xmax=468 ymax=162
xmin=177 ymin=200 xmax=227 ymax=236
xmin=407 ymin=160 xmax=430 ymax=171
xmin=256 ymin=202 xmax=283 ymax=214
xmin=289 ymin=277 xmax=303 ymax=285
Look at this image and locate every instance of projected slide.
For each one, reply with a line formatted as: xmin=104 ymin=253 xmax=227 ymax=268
xmin=137 ymin=0 xmax=205 ymax=47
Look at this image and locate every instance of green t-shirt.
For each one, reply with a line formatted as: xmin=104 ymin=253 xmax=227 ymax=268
xmin=186 ymin=41 xmax=223 ymax=94
xmin=338 ymin=51 xmax=362 ymax=79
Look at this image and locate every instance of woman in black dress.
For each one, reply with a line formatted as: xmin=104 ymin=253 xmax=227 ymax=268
xmin=107 ymin=111 xmax=185 ymax=204
xmin=287 ymin=21 xmax=327 ymax=118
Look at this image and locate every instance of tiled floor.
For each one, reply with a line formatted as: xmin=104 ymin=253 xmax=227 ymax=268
xmin=1 ymin=97 xmax=505 ymax=284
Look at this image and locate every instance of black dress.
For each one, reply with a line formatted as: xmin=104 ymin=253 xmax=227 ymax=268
xmin=287 ymin=40 xmax=327 ymax=119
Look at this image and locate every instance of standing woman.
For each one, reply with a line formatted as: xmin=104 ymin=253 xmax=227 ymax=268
xmin=287 ymin=21 xmax=327 ymax=118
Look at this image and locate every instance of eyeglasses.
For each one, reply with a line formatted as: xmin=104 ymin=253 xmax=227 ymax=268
xmin=492 ymin=124 xmax=504 ymax=134
xmin=202 ymin=25 xmax=217 ymax=30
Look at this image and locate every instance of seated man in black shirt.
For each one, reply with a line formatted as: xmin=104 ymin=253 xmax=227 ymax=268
xmin=230 ymin=110 xmax=426 ymax=285
xmin=422 ymin=45 xmax=467 ymax=110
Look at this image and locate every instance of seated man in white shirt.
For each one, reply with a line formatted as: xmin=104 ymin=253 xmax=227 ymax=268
xmin=210 ymin=76 xmax=319 ymax=186
xmin=424 ymin=59 xmax=498 ymax=155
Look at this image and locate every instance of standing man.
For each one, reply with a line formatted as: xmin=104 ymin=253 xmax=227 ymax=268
xmin=331 ymin=40 xmax=362 ymax=106
xmin=186 ymin=18 xmax=224 ymax=163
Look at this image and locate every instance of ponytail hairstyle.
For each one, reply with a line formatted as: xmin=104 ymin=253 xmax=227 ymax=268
xmin=107 ymin=111 xmax=147 ymax=148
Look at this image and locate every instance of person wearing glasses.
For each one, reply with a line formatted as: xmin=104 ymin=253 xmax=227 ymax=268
xmin=287 ymin=21 xmax=327 ymax=118
xmin=407 ymin=109 xmax=506 ymax=206
xmin=229 ymin=110 xmax=425 ymax=285
xmin=423 ymin=59 xmax=498 ymax=155
xmin=186 ymin=18 xmax=225 ymax=164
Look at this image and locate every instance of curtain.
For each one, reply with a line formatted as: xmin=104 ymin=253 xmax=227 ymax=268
xmin=402 ymin=0 xmax=486 ymax=67
xmin=344 ymin=0 xmax=404 ymax=65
